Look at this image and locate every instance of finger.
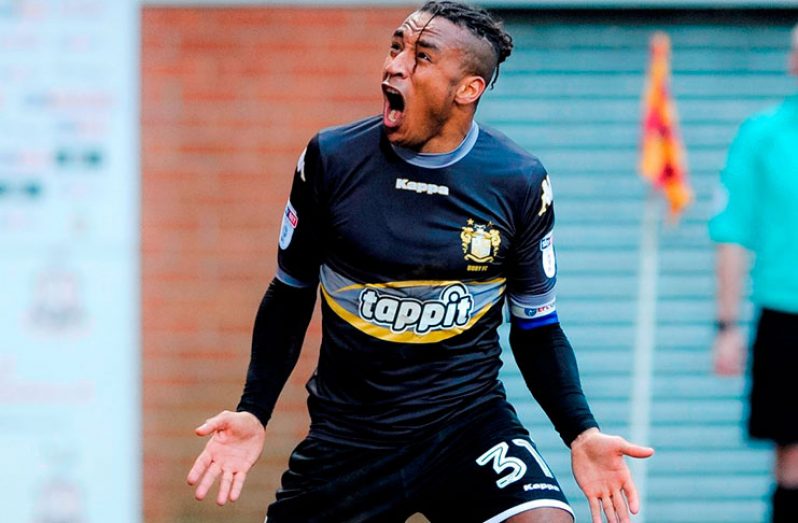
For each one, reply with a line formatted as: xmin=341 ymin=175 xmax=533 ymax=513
xmin=612 ymin=490 xmax=630 ymax=523
xmin=620 ymin=440 xmax=655 ymax=459
xmin=230 ymin=471 xmax=247 ymax=502
xmin=602 ymin=495 xmax=618 ymax=523
xmin=187 ymin=451 xmax=211 ymax=486
xmin=216 ymin=469 xmax=234 ymax=506
xmin=196 ymin=411 xmax=228 ymax=436
xmin=588 ymin=496 xmax=602 ymax=523
xmin=623 ymin=480 xmax=641 ymax=514
xmin=195 ymin=461 xmax=221 ymax=501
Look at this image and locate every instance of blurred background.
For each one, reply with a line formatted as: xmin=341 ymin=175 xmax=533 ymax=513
xmin=1 ymin=0 xmax=796 ymax=522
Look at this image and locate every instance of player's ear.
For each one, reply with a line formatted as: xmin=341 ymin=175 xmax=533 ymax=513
xmin=454 ymin=75 xmax=486 ymax=106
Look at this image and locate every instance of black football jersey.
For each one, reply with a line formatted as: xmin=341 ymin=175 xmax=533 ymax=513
xmin=276 ymin=116 xmax=559 ymax=446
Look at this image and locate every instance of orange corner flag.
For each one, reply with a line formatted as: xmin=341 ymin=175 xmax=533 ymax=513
xmin=640 ymin=32 xmax=692 ymax=217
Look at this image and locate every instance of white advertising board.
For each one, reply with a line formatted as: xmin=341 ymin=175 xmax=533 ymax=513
xmin=0 ymin=1 xmax=140 ymax=522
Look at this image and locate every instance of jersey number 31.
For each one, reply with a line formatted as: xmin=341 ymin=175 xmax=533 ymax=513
xmin=475 ymin=439 xmax=554 ymax=488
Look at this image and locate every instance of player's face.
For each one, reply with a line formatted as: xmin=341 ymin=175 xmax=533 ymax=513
xmin=381 ymin=11 xmax=473 ymax=151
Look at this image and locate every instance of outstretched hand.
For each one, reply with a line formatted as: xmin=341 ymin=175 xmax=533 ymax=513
xmin=187 ymin=410 xmax=266 ymax=506
xmin=570 ymin=428 xmax=654 ymax=523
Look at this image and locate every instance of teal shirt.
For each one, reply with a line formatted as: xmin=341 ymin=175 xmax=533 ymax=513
xmin=709 ymin=95 xmax=798 ymax=313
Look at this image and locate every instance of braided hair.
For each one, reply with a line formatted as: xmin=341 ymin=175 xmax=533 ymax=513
xmin=419 ymin=1 xmax=513 ymax=89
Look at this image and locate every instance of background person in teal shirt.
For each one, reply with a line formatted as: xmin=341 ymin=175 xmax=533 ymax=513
xmin=709 ymin=23 xmax=798 ymax=523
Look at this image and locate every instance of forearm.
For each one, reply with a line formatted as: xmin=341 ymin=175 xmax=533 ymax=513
xmin=236 ymin=278 xmax=317 ymax=426
xmin=715 ymin=243 xmax=748 ymax=326
xmin=509 ymin=322 xmax=598 ymax=446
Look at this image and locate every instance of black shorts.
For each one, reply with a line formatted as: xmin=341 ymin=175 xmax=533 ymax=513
xmin=266 ymin=399 xmax=573 ymax=523
xmin=748 ymin=308 xmax=798 ymax=445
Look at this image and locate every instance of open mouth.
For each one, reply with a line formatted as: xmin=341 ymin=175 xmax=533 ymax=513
xmin=381 ymin=83 xmax=406 ymax=128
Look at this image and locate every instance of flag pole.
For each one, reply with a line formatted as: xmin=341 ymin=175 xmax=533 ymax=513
xmin=632 ymin=29 xmax=691 ymax=522
xmin=628 ymin=189 xmax=660 ymax=523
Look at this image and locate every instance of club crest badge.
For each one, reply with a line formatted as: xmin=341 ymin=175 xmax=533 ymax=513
xmin=461 ymin=219 xmax=501 ymax=264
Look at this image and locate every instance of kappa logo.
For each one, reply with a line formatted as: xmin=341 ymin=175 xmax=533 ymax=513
xmin=461 ymin=219 xmax=501 ymax=265
xmin=538 ymin=175 xmax=553 ymax=216
xmin=359 ymin=283 xmax=473 ymax=334
xmin=296 ymin=148 xmax=307 ymax=182
xmin=395 ymin=178 xmax=450 ymax=196
xmin=523 ymin=483 xmax=560 ymax=492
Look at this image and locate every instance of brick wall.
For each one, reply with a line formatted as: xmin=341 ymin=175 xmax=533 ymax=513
xmin=141 ymin=7 xmax=410 ymax=522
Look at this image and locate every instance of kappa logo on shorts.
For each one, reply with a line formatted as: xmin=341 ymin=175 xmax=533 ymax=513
xmin=523 ymin=483 xmax=560 ymax=492
xmin=358 ymin=283 xmax=473 ymax=334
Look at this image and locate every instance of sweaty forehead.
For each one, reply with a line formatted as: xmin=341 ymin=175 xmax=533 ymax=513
xmin=396 ymin=10 xmax=467 ymax=48
xmin=399 ymin=11 xmax=437 ymax=33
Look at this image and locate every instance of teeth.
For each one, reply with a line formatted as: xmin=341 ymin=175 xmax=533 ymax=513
xmin=389 ymin=110 xmax=400 ymax=123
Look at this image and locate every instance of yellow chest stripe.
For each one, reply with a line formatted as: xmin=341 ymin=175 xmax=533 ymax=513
xmin=335 ymin=277 xmax=506 ymax=293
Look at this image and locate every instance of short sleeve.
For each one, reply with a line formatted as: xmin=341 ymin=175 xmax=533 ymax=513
xmin=276 ymin=136 xmax=325 ymax=288
xmin=507 ymin=168 xmax=559 ymax=330
xmin=709 ymin=118 xmax=762 ymax=249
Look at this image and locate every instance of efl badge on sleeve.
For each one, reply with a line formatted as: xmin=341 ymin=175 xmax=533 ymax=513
xmin=539 ymin=232 xmax=556 ymax=278
xmin=279 ymin=201 xmax=298 ymax=250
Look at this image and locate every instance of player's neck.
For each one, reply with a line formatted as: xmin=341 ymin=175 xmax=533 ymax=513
xmin=418 ymin=115 xmax=475 ymax=154
xmin=391 ymin=121 xmax=479 ymax=169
